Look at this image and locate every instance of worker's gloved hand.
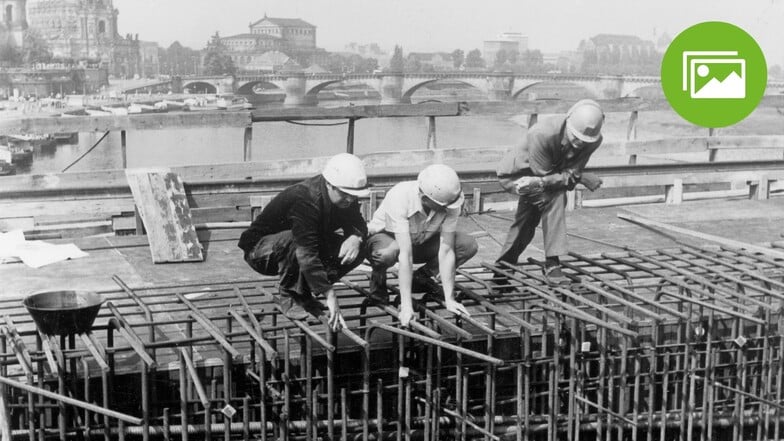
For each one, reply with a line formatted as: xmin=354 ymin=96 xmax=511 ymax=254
xmin=580 ymin=173 xmax=603 ymax=191
xmin=513 ymin=176 xmax=544 ymax=196
xmin=541 ymin=173 xmax=567 ymax=189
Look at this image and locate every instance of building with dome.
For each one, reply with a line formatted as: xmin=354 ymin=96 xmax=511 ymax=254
xmin=18 ymin=0 xmax=146 ymax=77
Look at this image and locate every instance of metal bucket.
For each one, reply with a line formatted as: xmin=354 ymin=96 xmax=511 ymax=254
xmin=23 ymin=290 xmax=104 ymax=335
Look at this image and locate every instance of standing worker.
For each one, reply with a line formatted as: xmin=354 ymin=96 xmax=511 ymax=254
xmin=495 ymin=99 xmax=605 ymax=285
xmin=365 ymin=164 xmax=478 ymax=326
xmin=238 ymin=153 xmax=370 ymax=330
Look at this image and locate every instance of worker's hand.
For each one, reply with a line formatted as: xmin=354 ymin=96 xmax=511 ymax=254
xmin=398 ymin=304 xmax=415 ymax=328
xmin=338 ymin=235 xmax=362 ymax=265
xmin=580 ymin=173 xmax=603 ymax=191
xmin=513 ymin=176 xmax=544 ymax=196
xmin=541 ymin=174 xmax=565 ymax=189
xmin=326 ymin=290 xmax=347 ymax=331
xmin=444 ymin=299 xmax=471 ymax=317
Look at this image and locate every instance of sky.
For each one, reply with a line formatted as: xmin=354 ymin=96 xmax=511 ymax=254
xmin=113 ymin=0 xmax=784 ymax=67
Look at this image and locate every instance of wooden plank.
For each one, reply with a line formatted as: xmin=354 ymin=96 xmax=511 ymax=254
xmin=601 ymin=169 xmax=784 ymax=188
xmin=0 ymin=112 xmax=252 ymax=135
xmin=0 ymin=198 xmax=134 ymax=219
xmin=125 ymin=169 xmax=204 ymax=263
xmin=3 ymin=141 xmax=781 ymax=197
xmin=190 ymin=206 xmax=251 ymax=224
xmin=251 ymin=102 xmax=460 ymax=121
xmin=617 ymin=213 xmax=784 ymax=260
xmin=708 ymin=136 xmax=784 ymax=150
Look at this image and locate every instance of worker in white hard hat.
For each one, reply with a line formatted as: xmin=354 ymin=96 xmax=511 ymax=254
xmin=495 ymin=99 xmax=605 ymax=285
xmin=238 ymin=153 xmax=370 ymax=330
xmin=365 ymin=164 xmax=478 ymax=326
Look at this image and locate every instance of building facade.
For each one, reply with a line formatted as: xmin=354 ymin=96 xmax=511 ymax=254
xmin=249 ymin=15 xmax=315 ymax=50
xmin=0 ymin=0 xmax=27 ymax=46
xmin=24 ymin=0 xmax=141 ymax=77
xmin=483 ymin=32 xmax=528 ymax=66
xmin=221 ymin=14 xmax=321 ymax=72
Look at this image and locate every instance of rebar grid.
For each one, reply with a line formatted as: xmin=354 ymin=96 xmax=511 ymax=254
xmin=0 ymin=244 xmax=783 ymax=441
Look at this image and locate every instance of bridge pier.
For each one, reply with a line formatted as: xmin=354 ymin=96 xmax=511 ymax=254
xmin=379 ymin=74 xmax=410 ymax=104
xmin=487 ymin=74 xmax=514 ymax=101
xmin=283 ymin=73 xmax=317 ymax=106
xmin=596 ymin=75 xmax=624 ymax=99
xmin=171 ymin=77 xmax=183 ymax=94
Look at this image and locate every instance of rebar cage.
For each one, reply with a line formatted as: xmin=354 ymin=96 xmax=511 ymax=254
xmin=1 ymin=243 xmax=784 ymax=441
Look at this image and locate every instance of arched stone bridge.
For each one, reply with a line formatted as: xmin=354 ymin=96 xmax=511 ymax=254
xmin=123 ymin=72 xmax=784 ymax=106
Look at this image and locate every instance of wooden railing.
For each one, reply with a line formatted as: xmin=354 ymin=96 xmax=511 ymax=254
xmin=1 ymin=97 xmax=783 ymax=237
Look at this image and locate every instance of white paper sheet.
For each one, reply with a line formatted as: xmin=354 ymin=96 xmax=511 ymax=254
xmin=0 ymin=230 xmax=89 ymax=268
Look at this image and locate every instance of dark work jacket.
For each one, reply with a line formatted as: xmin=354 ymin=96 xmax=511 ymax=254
xmin=238 ymin=174 xmax=368 ymax=294
xmin=496 ymin=116 xmax=602 ymax=190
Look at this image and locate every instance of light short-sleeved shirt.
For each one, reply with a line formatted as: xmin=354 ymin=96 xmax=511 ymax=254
xmin=368 ymin=181 xmax=458 ymax=245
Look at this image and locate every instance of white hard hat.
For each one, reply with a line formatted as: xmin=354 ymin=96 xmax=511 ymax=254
xmin=565 ymin=99 xmax=604 ymax=143
xmin=322 ymin=153 xmax=371 ymax=197
xmin=417 ymin=164 xmax=464 ymax=209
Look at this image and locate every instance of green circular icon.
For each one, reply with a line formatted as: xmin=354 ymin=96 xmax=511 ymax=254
xmin=661 ymin=21 xmax=767 ymax=128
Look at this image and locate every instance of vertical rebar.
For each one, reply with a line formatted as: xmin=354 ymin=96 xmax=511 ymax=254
xmin=377 ymin=378 xmax=384 ymax=441
xmin=341 ymin=387 xmax=348 ymax=441
xmin=178 ymin=352 xmax=188 ymax=441
xmin=328 ymin=327 xmax=335 ymax=441
xmin=163 ymin=408 xmax=170 ymax=441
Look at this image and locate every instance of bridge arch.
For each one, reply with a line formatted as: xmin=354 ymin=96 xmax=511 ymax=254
xmin=182 ymin=81 xmax=217 ymax=94
xmin=236 ymin=80 xmax=283 ymax=95
xmin=305 ymin=79 xmax=346 ymax=100
xmin=401 ymin=79 xmax=486 ymax=102
xmin=512 ymin=81 xmax=601 ymax=101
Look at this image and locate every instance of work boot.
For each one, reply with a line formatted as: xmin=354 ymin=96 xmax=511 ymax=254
xmin=301 ymin=296 xmax=327 ymax=318
xmin=411 ymin=267 xmax=439 ymax=294
xmin=543 ymin=265 xmax=570 ymax=286
xmin=273 ymin=291 xmax=310 ymax=321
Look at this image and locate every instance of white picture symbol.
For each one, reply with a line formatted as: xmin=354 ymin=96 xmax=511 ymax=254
xmin=682 ymin=51 xmax=746 ymax=99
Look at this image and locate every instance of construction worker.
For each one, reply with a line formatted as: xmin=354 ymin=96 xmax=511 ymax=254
xmin=238 ymin=153 xmax=370 ymax=330
xmin=366 ymin=164 xmax=478 ymax=326
xmin=495 ymin=99 xmax=605 ymax=285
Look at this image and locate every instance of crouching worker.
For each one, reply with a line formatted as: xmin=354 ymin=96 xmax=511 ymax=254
xmin=496 ymin=99 xmax=605 ymax=285
xmin=366 ymin=164 xmax=478 ymax=326
xmin=238 ymin=153 xmax=370 ymax=330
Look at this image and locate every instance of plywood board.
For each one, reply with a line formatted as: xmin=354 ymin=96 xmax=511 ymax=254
xmin=125 ymin=169 xmax=203 ymax=263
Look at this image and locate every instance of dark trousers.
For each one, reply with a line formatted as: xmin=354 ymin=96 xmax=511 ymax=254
xmin=365 ymin=231 xmax=478 ymax=293
xmin=497 ymin=191 xmax=567 ymax=264
xmin=244 ymin=230 xmax=364 ymax=298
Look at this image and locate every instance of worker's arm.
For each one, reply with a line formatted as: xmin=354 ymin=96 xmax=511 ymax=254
xmin=438 ymin=231 xmax=470 ymax=317
xmin=395 ymin=232 xmax=416 ymax=327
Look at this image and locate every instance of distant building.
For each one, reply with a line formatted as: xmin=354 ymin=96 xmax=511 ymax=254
xmin=220 ymin=14 xmax=323 ymax=72
xmin=249 ymin=15 xmax=315 ymax=50
xmin=483 ymin=40 xmax=518 ymax=66
xmin=498 ymin=32 xmax=528 ymax=51
xmin=139 ymin=40 xmax=160 ymax=78
xmin=483 ymin=32 xmax=528 ymax=66
xmin=0 ymin=0 xmax=27 ymax=46
xmin=580 ymin=34 xmax=656 ymax=60
xmin=407 ymin=52 xmax=454 ymax=71
xmin=23 ymin=0 xmax=142 ymax=78
xmin=578 ymin=34 xmax=658 ymax=74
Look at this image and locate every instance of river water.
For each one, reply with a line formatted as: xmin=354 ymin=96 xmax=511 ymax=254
xmin=18 ymin=103 xmax=527 ymax=174
xmin=14 ymin=87 xmax=784 ymax=175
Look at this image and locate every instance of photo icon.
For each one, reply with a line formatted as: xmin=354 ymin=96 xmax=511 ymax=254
xmin=682 ymin=51 xmax=746 ymax=99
